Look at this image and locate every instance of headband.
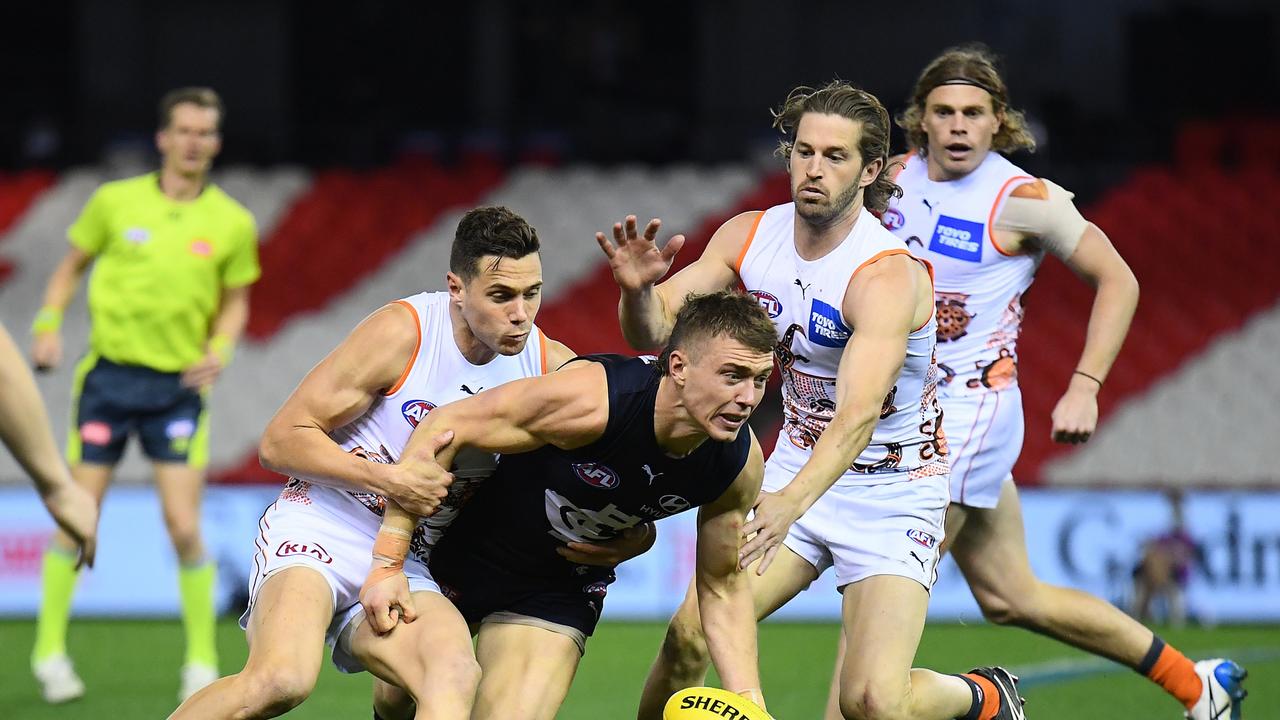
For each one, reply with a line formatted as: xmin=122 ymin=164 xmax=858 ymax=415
xmin=936 ymin=77 xmax=997 ymax=96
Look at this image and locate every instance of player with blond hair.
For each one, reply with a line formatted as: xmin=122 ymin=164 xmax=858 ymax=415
xmin=816 ymin=44 xmax=1244 ymax=720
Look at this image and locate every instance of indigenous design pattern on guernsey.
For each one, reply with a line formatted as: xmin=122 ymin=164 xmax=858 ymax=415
xmin=934 ymin=291 xmax=975 ymax=343
xmin=967 ymin=348 xmax=1017 ymax=391
xmin=917 ymin=357 xmax=949 ymax=463
xmin=987 ymin=292 xmax=1025 ymax=351
xmin=345 ymin=445 xmax=395 ymax=515
xmin=778 ymin=323 xmax=909 ymax=464
xmin=280 ymin=479 xmax=313 ymax=505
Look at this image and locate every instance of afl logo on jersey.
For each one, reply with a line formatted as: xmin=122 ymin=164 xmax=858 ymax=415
xmin=401 ymin=400 xmax=437 ymax=427
xmin=906 ymin=528 xmax=937 ymax=549
xmin=573 ymin=462 xmax=621 ymax=489
xmin=881 ymin=208 xmax=905 ymax=231
xmin=748 ymin=290 xmax=783 ymax=318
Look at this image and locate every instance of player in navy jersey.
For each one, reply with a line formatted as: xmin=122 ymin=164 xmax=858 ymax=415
xmin=361 ymin=291 xmax=778 ymax=720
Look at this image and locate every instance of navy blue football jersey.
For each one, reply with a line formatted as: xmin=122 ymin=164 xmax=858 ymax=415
xmin=431 ymin=355 xmax=752 ymax=583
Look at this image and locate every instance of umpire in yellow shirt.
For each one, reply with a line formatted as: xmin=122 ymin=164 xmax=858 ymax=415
xmin=28 ymin=87 xmax=259 ymax=705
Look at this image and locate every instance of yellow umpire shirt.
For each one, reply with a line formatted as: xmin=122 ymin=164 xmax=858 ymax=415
xmin=67 ymin=172 xmax=260 ymax=373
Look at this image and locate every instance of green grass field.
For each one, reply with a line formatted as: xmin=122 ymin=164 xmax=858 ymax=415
xmin=1 ymin=619 xmax=1274 ymax=718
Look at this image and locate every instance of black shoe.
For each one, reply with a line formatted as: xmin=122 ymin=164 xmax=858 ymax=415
xmin=968 ymin=666 xmax=1026 ymax=720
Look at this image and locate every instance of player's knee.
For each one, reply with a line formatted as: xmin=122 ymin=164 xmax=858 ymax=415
xmin=431 ymin=653 xmax=482 ymax=696
xmin=838 ymin=677 xmax=910 ymax=720
xmin=660 ymin=612 xmax=711 ymax=677
xmin=402 ymin=651 xmax=481 ymax=704
xmin=241 ymin=665 xmax=316 ymax=715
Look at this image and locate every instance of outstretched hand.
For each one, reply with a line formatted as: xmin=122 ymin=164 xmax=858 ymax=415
xmin=595 ymin=215 xmax=685 ymax=292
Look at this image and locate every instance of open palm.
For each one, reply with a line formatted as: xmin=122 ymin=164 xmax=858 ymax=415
xmin=595 ymin=215 xmax=686 ymax=291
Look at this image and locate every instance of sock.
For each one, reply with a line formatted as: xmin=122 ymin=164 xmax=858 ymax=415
xmin=178 ymin=560 xmax=218 ymax=668
xmin=957 ymin=673 xmax=999 ymax=720
xmin=1137 ymin=636 xmax=1202 ymax=709
xmin=32 ymin=548 xmax=80 ymax=665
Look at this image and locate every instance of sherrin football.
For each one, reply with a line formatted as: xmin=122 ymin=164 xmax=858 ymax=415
xmin=664 ymin=687 xmax=772 ymax=720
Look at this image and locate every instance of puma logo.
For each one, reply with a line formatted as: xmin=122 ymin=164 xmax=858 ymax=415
xmin=460 ymin=384 xmax=483 ymax=395
xmin=794 ymin=278 xmax=812 ymax=297
xmin=922 ymin=197 xmax=937 ymax=213
xmin=641 ymin=464 xmax=663 ymax=485
xmin=909 ymin=550 xmax=929 ymax=572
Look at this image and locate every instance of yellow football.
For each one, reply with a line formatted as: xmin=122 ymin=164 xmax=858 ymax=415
xmin=663 ymin=686 xmax=772 ymax=720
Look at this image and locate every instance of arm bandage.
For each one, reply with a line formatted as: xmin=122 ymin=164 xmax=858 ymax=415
xmin=995 ymin=178 xmax=1089 ymax=260
xmin=366 ymin=525 xmax=411 ymax=587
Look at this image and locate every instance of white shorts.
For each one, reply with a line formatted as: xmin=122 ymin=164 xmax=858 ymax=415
xmin=941 ymin=385 xmax=1024 ymax=509
xmin=239 ymin=498 xmax=440 ymax=673
xmin=762 ymin=459 xmax=949 ymax=591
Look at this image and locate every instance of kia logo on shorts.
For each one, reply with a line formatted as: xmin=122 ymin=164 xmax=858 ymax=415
xmin=749 ymin=290 xmax=783 ymax=318
xmin=906 ymin=528 xmax=936 ymax=549
xmin=275 ymin=541 xmax=333 ymax=564
xmin=573 ymin=463 xmax=620 ymax=489
xmin=401 ymin=399 xmax=437 ymax=427
xmin=659 ymin=494 xmax=691 ymax=514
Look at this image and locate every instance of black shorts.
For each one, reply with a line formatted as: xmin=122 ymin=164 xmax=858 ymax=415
xmin=69 ymin=354 xmax=207 ymax=466
xmin=431 ymin=549 xmax=614 ymax=647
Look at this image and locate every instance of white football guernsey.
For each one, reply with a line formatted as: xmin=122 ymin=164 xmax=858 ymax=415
xmin=737 ymin=204 xmax=947 ymax=483
xmin=885 ymin=152 xmax=1043 ymax=392
xmin=279 ymin=291 xmax=549 ymax=561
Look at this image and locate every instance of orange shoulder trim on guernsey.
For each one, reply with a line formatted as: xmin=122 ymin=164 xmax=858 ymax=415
xmin=733 ymin=211 xmax=766 ymax=276
xmin=383 ymin=300 xmax=422 ymax=396
xmin=987 ymin=175 xmax=1036 ymax=256
xmin=847 ymin=249 xmax=935 ymax=332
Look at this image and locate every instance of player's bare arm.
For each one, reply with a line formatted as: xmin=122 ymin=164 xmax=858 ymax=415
xmin=993 ymin=179 xmax=1140 ymax=443
xmin=180 ymin=284 xmax=250 ymax=389
xmin=694 ymin=432 xmax=766 ymax=707
xmin=30 ymin=247 xmax=94 ymax=371
xmin=1048 ymin=224 xmax=1139 ymax=443
xmin=741 ymin=255 xmax=927 ymax=570
xmin=0 ymin=323 xmax=97 ymax=567
xmin=600 ymin=212 xmax=758 ymax=349
xmin=258 ymin=302 xmax=454 ymax=516
xmin=363 ymin=362 xmax=611 ymax=633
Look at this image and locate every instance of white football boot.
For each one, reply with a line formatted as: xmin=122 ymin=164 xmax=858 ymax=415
xmin=33 ymin=654 xmax=85 ymax=704
xmin=1185 ymin=658 xmax=1247 ymax=720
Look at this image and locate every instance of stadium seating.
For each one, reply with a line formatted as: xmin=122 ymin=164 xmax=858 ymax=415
xmin=1 ymin=120 xmax=1277 ymax=489
xmin=1036 ymin=119 xmax=1280 ymax=485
